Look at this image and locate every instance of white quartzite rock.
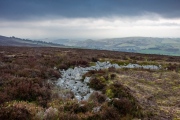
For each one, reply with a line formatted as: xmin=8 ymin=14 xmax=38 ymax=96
xmin=57 ymin=61 xmax=160 ymax=101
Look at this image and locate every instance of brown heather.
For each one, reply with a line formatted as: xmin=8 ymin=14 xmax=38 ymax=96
xmin=0 ymin=46 xmax=180 ymax=120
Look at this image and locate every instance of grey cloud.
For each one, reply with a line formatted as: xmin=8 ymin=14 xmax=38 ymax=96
xmin=0 ymin=0 xmax=180 ymax=20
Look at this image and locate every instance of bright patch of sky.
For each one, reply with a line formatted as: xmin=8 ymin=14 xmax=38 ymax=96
xmin=1 ymin=16 xmax=180 ymax=39
xmin=0 ymin=0 xmax=180 ymax=40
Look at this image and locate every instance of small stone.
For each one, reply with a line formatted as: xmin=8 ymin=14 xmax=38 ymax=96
xmin=92 ymin=106 xmax=101 ymax=113
xmin=84 ymin=77 xmax=91 ymax=83
xmin=69 ymin=80 xmax=75 ymax=84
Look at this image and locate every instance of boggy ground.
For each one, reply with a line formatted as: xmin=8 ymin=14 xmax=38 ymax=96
xmin=0 ymin=46 xmax=179 ymax=120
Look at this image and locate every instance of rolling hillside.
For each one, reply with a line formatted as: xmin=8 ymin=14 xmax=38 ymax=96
xmin=52 ymin=37 xmax=180 ymax=56
xmin=0 ymin=35 xmax=64 ymax=47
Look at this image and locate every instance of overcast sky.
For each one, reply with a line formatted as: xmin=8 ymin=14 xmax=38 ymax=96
xmin=0 ymin=0 xmax=180 ymax=40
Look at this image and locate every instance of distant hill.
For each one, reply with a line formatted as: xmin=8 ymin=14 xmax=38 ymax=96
xmin=52 ymin=37 xmax=180 ymax=56
xmin=0 ymin=35 xmax=65 ymax=47
xmin=2 ymin=35 xmax=180 ymax=56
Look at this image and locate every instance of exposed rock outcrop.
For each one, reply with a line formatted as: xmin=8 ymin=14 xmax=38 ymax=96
xmin=57 ymin=61 xmax=160 ymax=101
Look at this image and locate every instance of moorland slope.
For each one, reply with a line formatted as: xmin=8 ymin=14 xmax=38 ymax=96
xmin=0 ymin=47 xmax=179 ymax=120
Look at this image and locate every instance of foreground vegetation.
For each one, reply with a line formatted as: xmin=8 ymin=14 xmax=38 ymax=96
xmin=0 ymin=46 xmax=179 ymax=120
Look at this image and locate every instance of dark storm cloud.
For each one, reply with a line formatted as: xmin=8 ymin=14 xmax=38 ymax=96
xmin=0 ymin=0 xmax=180 ymax=20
